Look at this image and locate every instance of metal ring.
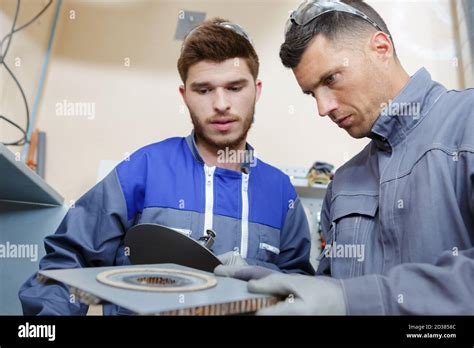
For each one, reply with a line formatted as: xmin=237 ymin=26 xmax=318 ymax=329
xmin=96 ymin=268 xmax=217 ymax=292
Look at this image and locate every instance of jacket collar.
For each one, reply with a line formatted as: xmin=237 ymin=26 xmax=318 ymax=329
xmin=369 ymin=68 xmax=446 ymax=151
xmin=185 ymin=131 xmax=256 ymax=174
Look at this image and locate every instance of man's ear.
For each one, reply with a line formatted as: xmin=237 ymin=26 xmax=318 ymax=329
xmin=370 ymin=31 xmax=393 ymax=61
xmin=179 ymin=85 xmax=186 ymax=99
xmin=255 ymin=80 xmax=263 ymax=102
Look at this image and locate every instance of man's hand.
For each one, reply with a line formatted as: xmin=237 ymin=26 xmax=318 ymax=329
xmin=215 ymin=251 xmax=279 ymax=281
xmin=214 ymin=264 xmax=277 ymax=281
xmin=247 ymin=273 xmax=347 ymax=315
xmin=216 ymin=251 xmax=248 ymax=266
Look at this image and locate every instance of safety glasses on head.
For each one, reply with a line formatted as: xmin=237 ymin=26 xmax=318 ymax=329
xmin=185 ymin=21 xmax=253 ymax=45
xmin=217 ymin=22 xmax=253 ymax=44
xmin=285 ymin=0 xmax=389 ymax=37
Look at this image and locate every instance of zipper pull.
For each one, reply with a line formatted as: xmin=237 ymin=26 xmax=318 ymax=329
xmin=205 ymin=166 xmax=213 ymax=185
xmin=242 ymin=173 xmax=249 ymax=192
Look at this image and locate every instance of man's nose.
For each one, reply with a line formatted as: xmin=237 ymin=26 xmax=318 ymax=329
xmin=315 ymin=92 xmax=338 ymax=117
xmin=213 ymin=88 xmax=231 ymax=114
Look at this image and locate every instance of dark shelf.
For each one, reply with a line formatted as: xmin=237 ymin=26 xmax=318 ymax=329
xmin=0 ymin=143 xmax=63 ymax=206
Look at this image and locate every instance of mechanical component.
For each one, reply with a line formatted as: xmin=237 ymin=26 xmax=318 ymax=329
xmin=96 ymin=267 xmax=217 ymax=292
xmin=70 ymin=286 xmax=103 ymax=305
xmin=40 ymin=264 xmax=279 ymax=315
xmin=158 ymin=296 xmax=280 ymax=316
xmin=197 ymin=228 xmax=216 ymax=251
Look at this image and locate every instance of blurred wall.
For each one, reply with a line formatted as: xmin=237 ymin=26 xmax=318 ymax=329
xmin=1 ymin=0 xmax=469 ymax=203
xmin=0 ymin=0 xmax=55 ymax=153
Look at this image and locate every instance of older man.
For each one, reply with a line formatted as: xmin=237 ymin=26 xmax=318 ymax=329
xmin=217 ymin=0 xmax=474 ymax=315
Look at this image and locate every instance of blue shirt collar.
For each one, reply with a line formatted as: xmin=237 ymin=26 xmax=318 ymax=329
xmin=369 ymin=68 xmax=446 ymax=150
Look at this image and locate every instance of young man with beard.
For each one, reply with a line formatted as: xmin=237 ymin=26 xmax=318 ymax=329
xmin=18 ymin=18 xmax=315 ymax=315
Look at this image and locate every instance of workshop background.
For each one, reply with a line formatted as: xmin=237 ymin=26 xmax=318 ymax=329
xmin=0 ymin=0 xmax=473 ymax=315
xmin=1 ymin=0 xmax=472 ymax=203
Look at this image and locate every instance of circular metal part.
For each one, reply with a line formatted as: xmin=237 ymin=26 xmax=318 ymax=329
xmin=96 ymin=268 xmax=217 ymax=292
xmin=123 ymin=273 xmax=192 ymax=288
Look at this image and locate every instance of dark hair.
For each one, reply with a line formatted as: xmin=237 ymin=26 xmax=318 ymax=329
xmin=280 ymin=0 xmax=396 ymax=68
xmin=177 ymin=18 xmax=259 ymax=83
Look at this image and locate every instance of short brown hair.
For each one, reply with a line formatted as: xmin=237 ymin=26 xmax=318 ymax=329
xmin=177 ymin=18 xmax=259 ymax=83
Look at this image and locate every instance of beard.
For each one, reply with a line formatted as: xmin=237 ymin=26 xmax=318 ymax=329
xmin=190 ymin=105 xmax=255 ymax=151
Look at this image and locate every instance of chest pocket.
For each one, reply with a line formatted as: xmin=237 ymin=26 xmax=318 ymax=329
xmin=255 ymin=224 xmax=281 ymax=264
xmin=326 ymin=194 xmax=379 ymax=278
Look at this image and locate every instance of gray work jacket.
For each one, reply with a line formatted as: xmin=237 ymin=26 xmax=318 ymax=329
xmin=318 ymin=68 xmax=474 ymax=314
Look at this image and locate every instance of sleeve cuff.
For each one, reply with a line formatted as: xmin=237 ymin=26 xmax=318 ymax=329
xmin=341 ymin=274 xmax=386 ymax=315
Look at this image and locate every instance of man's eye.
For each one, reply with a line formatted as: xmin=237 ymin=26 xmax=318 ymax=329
xmin=325 ymin=74 xmax=337 ymax=85
xmin=198 ymin=88 xmax=211 ymax=94
xmin=228 ymin=86 xmax=242 ymax=92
